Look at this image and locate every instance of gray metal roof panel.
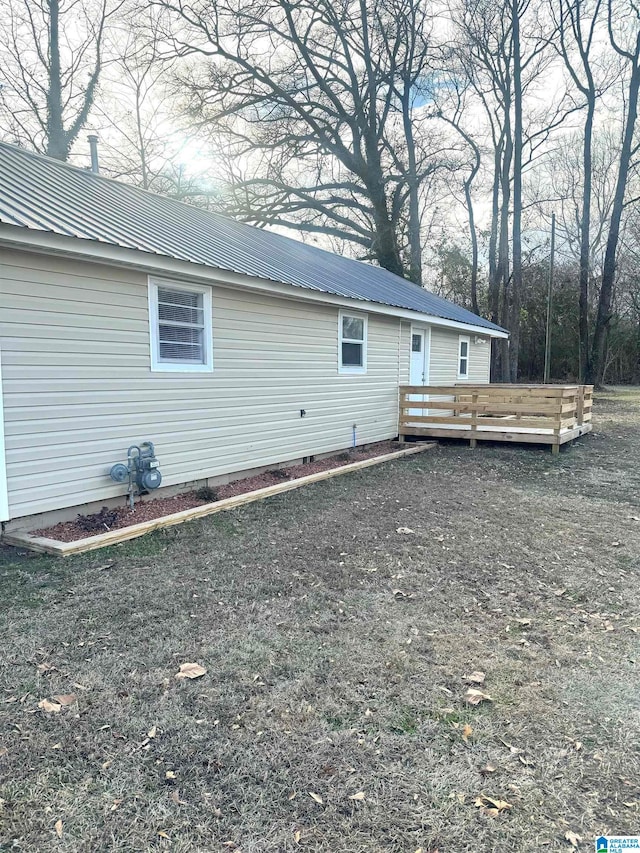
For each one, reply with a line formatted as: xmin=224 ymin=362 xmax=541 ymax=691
xmin=0 ymin=142 xmax=506 ymax=333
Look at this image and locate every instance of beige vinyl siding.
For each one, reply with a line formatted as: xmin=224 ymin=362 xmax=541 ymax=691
xmin=0 ymin=249 xmax=406 ymax=520
xmin=399 ymin=321 xmax=411 ymax=384
xmin=429 ymin=327 xmax=490 ymax=384
xmin=427 ymin=327 xmax=490 ymax=414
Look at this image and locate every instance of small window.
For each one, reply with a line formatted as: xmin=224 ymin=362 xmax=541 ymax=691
xmin=149 ymin=279 xmax=213 ymax=372
xmin=458 ymin=335 xmax=470 ymax=379
xmin=412 ymin=333 xmax=422 ymax=353
xmin=339 ymin=311 xmax=367 ymax=373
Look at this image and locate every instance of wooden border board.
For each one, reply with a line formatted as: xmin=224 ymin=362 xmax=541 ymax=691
xmin=3 ymin=442 xmax=436 ymax=557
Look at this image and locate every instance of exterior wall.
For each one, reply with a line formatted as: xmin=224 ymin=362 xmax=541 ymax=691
xmin=427 ymin=327 xmax=490 ymax=416
xmin=429 ymin=326 xmax=490 ymax=384
xmin=0 ymin=249 xmax=407 ymax=522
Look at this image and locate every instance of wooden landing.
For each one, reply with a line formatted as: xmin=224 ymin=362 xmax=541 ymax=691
xmin=400 ymin=422 xmax=592 ymax=449
xmin=398 ymin=384 xmax=593 ymax=454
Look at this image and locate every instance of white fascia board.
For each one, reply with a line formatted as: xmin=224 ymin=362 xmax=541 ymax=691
xmin=0 ymin=225 xmax=510 ymax=339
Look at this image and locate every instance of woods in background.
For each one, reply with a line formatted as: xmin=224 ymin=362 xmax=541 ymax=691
xmin=0 ymin=0 xmax=639 ymax=385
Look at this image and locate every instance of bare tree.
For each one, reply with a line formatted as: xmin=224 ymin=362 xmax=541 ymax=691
xmin=0 ymin=0 xmax=123 ymax=160
xmin=553 ymin=0 xmax=607 ymax=382
xmin=591 ymin=0 xmax=640 ymax=384
xmin=153 ymin=0 xmax=455 ymax=282
xmin=435 ymin=82 xmax=482 ymax=315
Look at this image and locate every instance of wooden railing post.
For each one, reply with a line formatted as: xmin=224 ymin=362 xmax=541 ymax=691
xmin=577 ymin=386 xmax=584 ymax=426
xmin=470 ymin=391 xmax=478 ymax=449
xmin=398 ymin=388 xmax=405 ymax=442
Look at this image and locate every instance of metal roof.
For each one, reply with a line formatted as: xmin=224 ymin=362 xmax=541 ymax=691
xmin=0 ymin=142 xmax=505 ymax=334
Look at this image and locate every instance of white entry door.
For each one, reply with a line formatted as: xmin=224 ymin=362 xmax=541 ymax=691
xmin=0 ymin=345 xmax=8 ymax=522
xmin=408 ymin=327 xmax=430 ymax=417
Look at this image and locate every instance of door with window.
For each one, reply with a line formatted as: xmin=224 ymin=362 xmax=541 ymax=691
xmin=408 ymin=327 xmax=430 ymax=417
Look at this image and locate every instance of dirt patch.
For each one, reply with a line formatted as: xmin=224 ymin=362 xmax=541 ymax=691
xmin=0 ymin=391 xmax=638 ymax=852
xmin=34 ymin=441 xmax=399 ymax=542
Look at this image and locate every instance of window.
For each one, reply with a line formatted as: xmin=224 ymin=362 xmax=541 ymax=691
xmin=338 ymin=311 xmax=367 ymax=373
xmin=412 ymin=333 xmax=422 ymax=353
xmin=458 ymin=335 xmax=470 ymax=379
xmin=149 ymin=279 xmax=213 ymax=372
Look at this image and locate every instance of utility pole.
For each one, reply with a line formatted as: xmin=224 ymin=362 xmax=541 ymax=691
xmin=544 ymin=212 xmax=556 ymax=383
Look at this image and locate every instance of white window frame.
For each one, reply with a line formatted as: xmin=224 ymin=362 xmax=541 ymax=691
xmin=457 ymin=334 xmax=470 ymax=380
xmin=338 ymin=310 xmax=368 ymax=374
xmin=148 ymin=277 xmax=213 ymax=373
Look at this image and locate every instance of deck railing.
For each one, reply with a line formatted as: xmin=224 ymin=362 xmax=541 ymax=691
xmin=398 ymin=384 xmax=593 ymax=451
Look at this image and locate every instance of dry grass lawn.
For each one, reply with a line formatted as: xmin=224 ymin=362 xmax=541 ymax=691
xmin=0 ymin=388 xmax=639 ymax=852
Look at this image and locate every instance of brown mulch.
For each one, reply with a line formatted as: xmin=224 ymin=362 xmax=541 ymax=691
xmin=34 ymin=441 xmax=401 ymax=543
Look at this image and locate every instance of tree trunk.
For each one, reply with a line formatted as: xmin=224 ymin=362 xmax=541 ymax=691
xmin=488 ymin=145 xmax=502 ymax=380
xmin=497 ymin=122 xmax=513 ymax=383
xmin=402 ymin=81 xmax=423 ymax=285
xmin=591 ymin=59 xmax=640 ymax=385
xmin=464 ymin=180 xmax=479 ymax=315
xmin=509 ymin=0 xmax=522 ymax=383
xmin=579 ymin=96 xmax=595 ymax=382
xmin=45 ymin=0 xmax=68 ymax=161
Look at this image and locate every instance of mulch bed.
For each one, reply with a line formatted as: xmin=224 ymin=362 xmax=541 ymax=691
xmin=35 ymin=441 xmax=399 ymax=543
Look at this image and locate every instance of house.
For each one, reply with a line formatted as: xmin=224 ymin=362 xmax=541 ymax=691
xmin=0 ymin=142 xmax=507 ymax=529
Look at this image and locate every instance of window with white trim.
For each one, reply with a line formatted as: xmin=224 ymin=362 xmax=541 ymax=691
xmin=149 ymin=279 xmax=213 ymax=372
xmin=458 ymin=335 xmax=470 ymax=379
xmin=339 ymin=311 xmax=367 ymax=373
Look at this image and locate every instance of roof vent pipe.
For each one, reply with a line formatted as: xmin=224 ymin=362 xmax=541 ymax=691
xmin=88 ymin=134 xmax=100 ymax=174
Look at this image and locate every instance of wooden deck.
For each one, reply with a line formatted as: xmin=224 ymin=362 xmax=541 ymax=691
xmin=398 ymin=384 xmax=593 ymax=453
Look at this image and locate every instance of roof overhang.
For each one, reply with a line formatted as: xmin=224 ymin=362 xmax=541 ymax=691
xmin=0 ymin=224 xmax=510 ymax=339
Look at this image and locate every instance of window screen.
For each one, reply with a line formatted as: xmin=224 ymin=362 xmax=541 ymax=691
xmin=459 ymin=337 xmax=469 ymax=377
xmin=157 ymin=287 xmax=205 ymax=364
xmin=339 ymin=313 xmax=367 ymax=372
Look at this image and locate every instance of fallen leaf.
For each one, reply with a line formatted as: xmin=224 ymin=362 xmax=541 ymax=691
xmin=465 ymin=671 xmax=486 ymax=684
xmin=147 ymin=725 xmax=157 ymax=739
xmin=294 ymin=830 xmax=302 ymax=844
xmin=396 ymin=527 xmax=414 ymax=534
xmin=165 ymin=770 xmax=177 ymax=780
xmin=170 ymin=790 xmax=188 ymax=805
xmin=348 ymin=791 xmax=366 ymax=801
xmin=464 ymin=688 xmax=493 ymax=705
xmin=308 ymin=792 xmax=323 ymax=805
xmin=474 ymin=794 xmax=512 ymax=815
xmin=158 ymin=830 xmax=170 ymax=839
xmin=564 ymin=830 xmax=582 ymax=847
xmin=514 ymin=618 xmax=531 ymax=626
xmin=462 ymin=724 xmax=473 ymax=742
xmin=175 ymin=662 xmax=207 ymax=679
xmin=54 ymin=819 xmax=63 ymax=838
xmin=37 ymin=662 xmax=56 ymax=675
xmin=480 ymin=762 xmax=498 ymax=775
xmin=38 ymin=699 xmax=61 ymax=714
xmin=52 ymin=694 xmax=76 ymax=706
